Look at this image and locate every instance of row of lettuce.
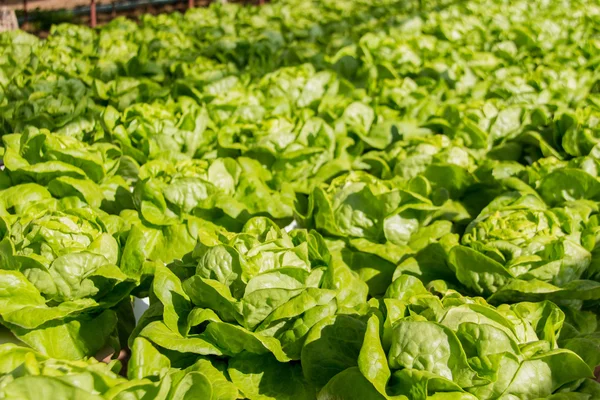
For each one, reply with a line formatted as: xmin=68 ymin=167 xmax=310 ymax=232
xmin=0 ymin=0 xmax=599 ymax=398
xmin=0 ymin=122 xmax=600 ymax=398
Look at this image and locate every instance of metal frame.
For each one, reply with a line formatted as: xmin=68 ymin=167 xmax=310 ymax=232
xmin=13 ymin=0 xmax=265 ymax=27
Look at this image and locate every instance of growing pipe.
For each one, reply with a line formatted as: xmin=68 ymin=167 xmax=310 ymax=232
xmin=17 ymin=0 xmax=187 ymax=24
